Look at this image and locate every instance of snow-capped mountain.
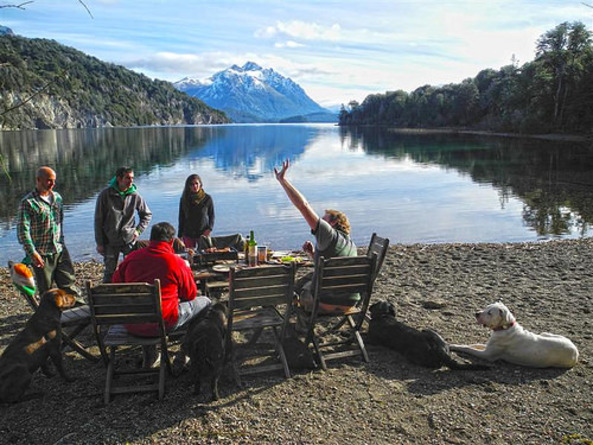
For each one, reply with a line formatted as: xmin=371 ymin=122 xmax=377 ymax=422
xmin=174 ymin=62 xmax=335 ymax=123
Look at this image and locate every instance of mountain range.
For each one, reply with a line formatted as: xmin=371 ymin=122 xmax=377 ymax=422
xmin=174 ymin=62 xmax=337 ymax=123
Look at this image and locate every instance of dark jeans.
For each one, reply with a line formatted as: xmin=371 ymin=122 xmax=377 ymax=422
xmin=33 ymin=246 xmax=80 ymax=298
xmin=103 ymin=242 xmax=134 ymax=283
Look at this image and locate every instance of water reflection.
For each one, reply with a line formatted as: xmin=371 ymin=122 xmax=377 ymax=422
xmin=0 ymin=127 xmax=207 ymax=229
xmin=341 ymin=127 xmax=593 ymax=237
xmin=0 ymin=125 xmax=312 ymax=231
xmin=187 ymin=124 xmax=310 ymax=180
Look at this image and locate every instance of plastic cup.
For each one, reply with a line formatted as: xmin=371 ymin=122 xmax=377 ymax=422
xmin=257 ymin=246 xmax=267 ymax=263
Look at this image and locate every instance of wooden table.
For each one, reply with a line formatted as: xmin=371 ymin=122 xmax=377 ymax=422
xmin=192 ymin=251 xmax=312 ymax=300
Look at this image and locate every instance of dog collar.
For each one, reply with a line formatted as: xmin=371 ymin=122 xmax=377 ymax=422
xmin=493 ymin=321 xmax=515 ymax=331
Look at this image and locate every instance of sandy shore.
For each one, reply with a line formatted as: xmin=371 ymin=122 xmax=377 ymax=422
xmin=1 ymin=239 xmax=592 ymax=444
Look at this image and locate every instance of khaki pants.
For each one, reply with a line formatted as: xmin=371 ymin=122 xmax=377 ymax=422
xmin=33 ymin=247 xmax=80 ymax=298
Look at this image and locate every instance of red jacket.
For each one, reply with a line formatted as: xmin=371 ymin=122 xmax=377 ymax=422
xmin=112 ymin=240 xmax=197 ymax=336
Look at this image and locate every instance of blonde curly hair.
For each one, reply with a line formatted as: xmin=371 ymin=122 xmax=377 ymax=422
xmin=324 ymin=209 xmax=351 ymax=235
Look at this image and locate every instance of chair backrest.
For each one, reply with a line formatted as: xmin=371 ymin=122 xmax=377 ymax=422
xmin=312 ymin=255 xmax=376 ymax=325
xmin=228 ymin=263 xmax=295 ymax=313
xmin=366 ymin=233 xmax=389 ymax=283
xmin=86 ymin=279 xmax=165 ymax=333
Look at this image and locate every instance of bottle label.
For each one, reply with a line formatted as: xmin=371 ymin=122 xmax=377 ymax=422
xmin=248 ymin=245 xmax=258 ymax=266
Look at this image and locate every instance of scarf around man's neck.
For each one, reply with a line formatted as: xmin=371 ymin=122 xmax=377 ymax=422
xmin=109 ymin=177 xmax=138 ymax=197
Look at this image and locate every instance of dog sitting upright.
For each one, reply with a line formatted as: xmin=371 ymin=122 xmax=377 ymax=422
xmin=368 ymin=300 xmax=489 ymax=370
xmin=181 ymin=302 xmax=227 ymax=401
xmin=0 ymin=289 xmax=77 ymax=403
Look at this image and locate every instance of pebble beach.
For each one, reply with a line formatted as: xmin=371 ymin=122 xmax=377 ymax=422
xmin=0 ymin=239 xmax=592 ymax=444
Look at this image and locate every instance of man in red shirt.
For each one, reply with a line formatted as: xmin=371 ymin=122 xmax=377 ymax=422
xmin=112 ymin=221 xmax=210 ymax=337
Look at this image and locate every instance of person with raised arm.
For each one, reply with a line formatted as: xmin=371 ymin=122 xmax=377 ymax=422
xmin=274 ymin=159 xmax=358 ymax=314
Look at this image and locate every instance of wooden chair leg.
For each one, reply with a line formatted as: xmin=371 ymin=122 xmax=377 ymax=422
xmin=105 ymin=348 xmax=116 ymax=404
xmin=245 ymin=327 xmax=264 ymax=347
xmin=272 ymin=327 xmax=291 ymax=378
xmin=61 ymin=332 xmax=100 ymax=363
xmin=311 ymin=336 xmax=327 ymax=371
xmin=160 ymin=340 xmax=173 ymax=376
xmin=158 ymin=362 xmax=166 ymax=400
xmin=354 ymin=330 xmax=369 ymax=362
xmin=330 ymin=317 xmax=348 ymax=332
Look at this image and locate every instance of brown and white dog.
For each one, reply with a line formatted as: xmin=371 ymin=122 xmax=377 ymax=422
xmin=449 ymin=301 xmax=579 ymax=368
xmin=0 ymin=289 xmax=77 ymax=403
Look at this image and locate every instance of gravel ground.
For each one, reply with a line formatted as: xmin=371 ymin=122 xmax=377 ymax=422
xmin=0 ymin=239 xmax=592 ymax=444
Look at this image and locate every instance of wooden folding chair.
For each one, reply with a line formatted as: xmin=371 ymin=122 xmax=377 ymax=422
xmin=363 ymin=233 xmax=390 ymax=324
xmin=85 ymin=279 xmax=172 ymax=404
xmin=226 ymin=263 xmax=296 ymax=384
xmin=304 ymin=255 xmax=376 ymax=371
xmin=367 ymin=233 xmax=390 ymax=284
xmin=8 ymin=261 xmax=99 ymax=363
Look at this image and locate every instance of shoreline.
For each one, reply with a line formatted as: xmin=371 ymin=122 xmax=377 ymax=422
xmin=381 ymin=126 xmax=593 ymax=143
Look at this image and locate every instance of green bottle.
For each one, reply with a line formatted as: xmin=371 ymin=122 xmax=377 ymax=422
xmin=248 ymin=230 xmax=258 ymax=266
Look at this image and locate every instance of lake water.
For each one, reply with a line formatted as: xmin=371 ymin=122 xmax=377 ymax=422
xmin=1 ymin=124 xmax=593 ymax=265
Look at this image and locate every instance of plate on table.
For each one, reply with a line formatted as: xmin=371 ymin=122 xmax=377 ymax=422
xmin=212 ymin=264 xmax=231 ymax=273
xmin=280 ymin=255 xmax=309 ymax=264
xmin=271 ymin=250 xmax=291 ymax=259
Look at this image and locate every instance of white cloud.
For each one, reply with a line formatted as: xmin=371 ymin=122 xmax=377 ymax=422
xmin=256 ymin=21 xmax=342 ymax=42
xmin=275 ymin=41 xmax=306 ymax=49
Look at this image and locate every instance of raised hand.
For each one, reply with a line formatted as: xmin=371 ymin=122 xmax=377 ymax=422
xmin=274 ymin=159 xmax=290 ymax=181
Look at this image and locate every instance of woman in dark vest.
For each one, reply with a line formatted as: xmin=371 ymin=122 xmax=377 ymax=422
xmin=274 ymin=159 xmax=358 ymax=314
xmin=178 ymin=174 xmax=215 ymax=250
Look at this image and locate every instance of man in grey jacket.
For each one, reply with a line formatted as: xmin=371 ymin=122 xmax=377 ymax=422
xmin=95 ymin=166 xmax=152 ymax=282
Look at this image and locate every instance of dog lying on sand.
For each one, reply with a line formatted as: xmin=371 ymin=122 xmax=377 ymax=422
xmin=181 ymin=302 xmax=227 ymax=401
xmin=449 ymin=301 xmax=579 ymax=368
xmin=0 ymin=289 xmax=77 ymax=403
xmin=368 ymin=300 xmax=489 ymax=370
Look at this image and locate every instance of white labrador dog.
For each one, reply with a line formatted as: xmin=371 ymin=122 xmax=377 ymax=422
xmin=449 ymin=302 xmax=579 ymax=368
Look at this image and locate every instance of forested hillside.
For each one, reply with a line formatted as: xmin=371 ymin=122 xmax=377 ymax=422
xmin=0 ymin=35 xmax=230 ymax=130
xmin=339 ymin=22 xmax=593 ymax=135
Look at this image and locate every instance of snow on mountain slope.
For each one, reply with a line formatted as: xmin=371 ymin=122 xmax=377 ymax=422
xmin=174 ymin=62 xmax=334 ymax=123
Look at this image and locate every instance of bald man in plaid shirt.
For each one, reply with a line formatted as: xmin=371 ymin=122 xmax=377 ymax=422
xmin=17 ymin=166 xmax=80 ymax=299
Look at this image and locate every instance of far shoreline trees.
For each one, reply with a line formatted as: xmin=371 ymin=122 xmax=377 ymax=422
xmin=339 ymin=21 xmax=593 ymax=136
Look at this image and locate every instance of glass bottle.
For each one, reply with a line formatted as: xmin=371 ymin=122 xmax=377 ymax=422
xmin=244 ymin=233 xmax=250 ymax=264
xmin=248 ymin=230 xmax=258 ymax=266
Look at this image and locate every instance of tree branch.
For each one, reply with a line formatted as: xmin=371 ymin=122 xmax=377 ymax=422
xmin=0 ymin=1 xmax=93 ymax=18
xmin=0 ymin=72 xmax=67 ymax=117
xmin=0 ymin=1 xmax=35 ymax=9
xmin=78 ymin=0 xmax=93 ymax=18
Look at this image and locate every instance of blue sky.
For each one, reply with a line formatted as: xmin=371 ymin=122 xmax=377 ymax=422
xmin=1 ymin=0 xmax=591 ymax=107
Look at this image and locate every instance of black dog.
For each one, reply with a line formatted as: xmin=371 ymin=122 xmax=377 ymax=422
xmin=0 ymin=289 xmax=77 ymax=403
xmin=181 ymin=302 xmax=227 ymax=401
xmin=368 ymin=300 xmax=489 ymax=370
